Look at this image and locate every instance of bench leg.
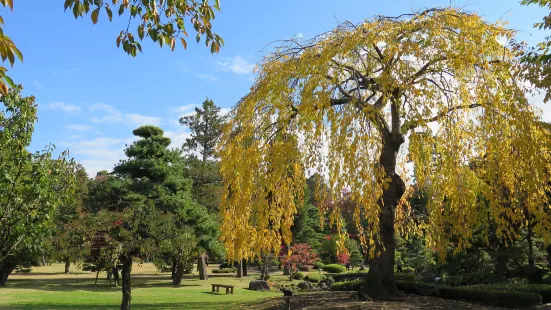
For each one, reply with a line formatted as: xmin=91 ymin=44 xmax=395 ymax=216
xmin=231 ymin=287 xmax=234 ymax=294
xmin=212 ymin=286 xmax=215 ymax=293
xmin=226 ymin=287 xmax=229 ymax=294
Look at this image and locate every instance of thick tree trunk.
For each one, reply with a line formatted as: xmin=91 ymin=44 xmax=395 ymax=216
xmin=198 ymin=254 xmax=208 ymax=280
xmin=242 ymin=259 xmax=248 ymax=276
xmin=64 ymin=257 xmax=70 ymax=274
xmin=361 ymin=135 xmax=405 ymax=300
xmin=0 ymin=261 xmax=15 ymax=286
xmin=236 ymin=260 xmax=242 ymax=278
xmin=261 ymin=255 xmax=268 ymax=280
xmin=172 ymin=261 xmax=185 ymax=285
xmin=120 ymin=255 xmax=133 ymax=310
xmin=171 ymin=259 xmax=177 ymax=280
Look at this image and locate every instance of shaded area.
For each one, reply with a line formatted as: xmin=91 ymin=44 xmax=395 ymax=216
xmin=249 ymin=292 xmax=551 ymax=310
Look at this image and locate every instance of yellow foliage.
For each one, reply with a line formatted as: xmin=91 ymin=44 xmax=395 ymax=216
xmin=218 ymin=8 xmax=551 ymax=261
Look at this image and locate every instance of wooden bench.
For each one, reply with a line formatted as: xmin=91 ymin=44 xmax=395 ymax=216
xmin=211 ymin=284 xmax=235 ymax=294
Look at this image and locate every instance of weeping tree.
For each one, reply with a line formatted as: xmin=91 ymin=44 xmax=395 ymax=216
xmin=218 ymin=8 xmax=551 ymax=300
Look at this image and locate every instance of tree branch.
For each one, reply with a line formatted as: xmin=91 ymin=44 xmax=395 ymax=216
xmin=401 ymin=103 xmax=482 ymax=133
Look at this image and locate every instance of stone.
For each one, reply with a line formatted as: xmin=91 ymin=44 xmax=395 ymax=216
xmin=297 ymin=281 xmax=313 ymax=290
xmin=248 ymin=280 xmax=270 ymax=291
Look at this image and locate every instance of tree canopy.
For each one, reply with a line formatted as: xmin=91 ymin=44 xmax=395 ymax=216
xmin=218 ymin=8 xmax=551 ymax=298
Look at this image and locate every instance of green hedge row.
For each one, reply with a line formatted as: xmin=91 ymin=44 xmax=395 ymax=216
xmin=212 ymin=268 xmax=237 ymax=273
xmin=471 ymin=283 xmax=551 ymax=303
xmin=322 ymin=264 xmax=347 ymax=273
xmin=330 ymin=280 xmax=364 ymax=291
xmin=397 ymin=281 xmax=542 ymax=308
xmin=442 ymin=272 xmax=509 ymax=287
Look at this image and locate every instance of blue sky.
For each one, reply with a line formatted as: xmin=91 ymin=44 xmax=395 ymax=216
xmin=4 ymin=0 xmax=549 ymax=175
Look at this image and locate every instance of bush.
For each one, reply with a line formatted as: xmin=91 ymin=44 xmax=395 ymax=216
xmin=313 ymin=262 xmax=325 ymax=269
xmin=212 ymin=268 xmax=237 ymax=274
xmin=219 ymin=262 xmax=233 ymax=269
xmin=322 ymin=264 xmax=346 ymax=273
xmin=402 ymin=266 xmax=415 ymax=273
xmin=442 ymin=272 xmax=509 ymax=287
xmin=299 ymin=266 xmax=309 ymax=272
xmin=396 ymin=281 xmax=542 ymax=308
xmin=330 ymin=279 xmax=364 ymax=291
xmin=293 ymin=272 xmax=305 ymax=280
xmin=304 ymin=273 xmax=326 ymax=283
xmin=394 ymin=272 xmax=418 ymax=282
xmin=261 ymin=274 xmax=270 ymax=280
xmin=472 ymin=283 xmax=551 ymax=303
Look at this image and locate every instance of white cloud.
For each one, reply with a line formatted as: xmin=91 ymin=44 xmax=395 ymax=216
xmin=171 ymin=104 xmax=197 ymax=114
xmin=175 ymin=59 xmax=191 ymax=73
xmin=33 ymin=81 xmax=44 ymax=91
xmin=295 ymin=33 xmax=304 ymax=39
xmin=62 ymin=137 xmax=127 ymax=176
xmin=196 ymin=73 xmax=219 ymax=82
xmin=215 ymin=56 xmax=255 ymax=74
xmin=90 ymin=103 xmax=162 ymax=127
xmin=165 ymin=130 xmax=191 ymax=149
xmin=65 ymin=124 xmax=92 ymax=132
xmin=220 ymin=107 xmax=231 ymax=116
xmin=46 ymin=102 xmax=81 ymax=113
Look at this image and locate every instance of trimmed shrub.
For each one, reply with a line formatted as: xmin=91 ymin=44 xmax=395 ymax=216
xmin=299 ymin=266 xmax=309 ymax=272
xmin=394 ymin=272 xmax=418 ymax=282
xmin=396 ymin=281 xmax=542 ymax=308
xmin=313 ymin=262 xmax=325 ymax=270
xmin=402 ymin=267 xmax=415 ymax=273
xmin=212 ymin=268 xmax=237 ymax=273
xmin=304 ymin=273 xmax=326 ymax=283
xmin=293 ymin=272 xmax=305 ymax=280
xmin=472 ymin=283 xmax=551 ymax=303
xmin=219 ymin=262 xmax=233 ymax=269
xmin=322 ymin=264 xmax=347 ymax=274
xmin=442 ymin=272 xmax=509 ymax=287
xmin=330 ymin=279 xmax=364 ymax=291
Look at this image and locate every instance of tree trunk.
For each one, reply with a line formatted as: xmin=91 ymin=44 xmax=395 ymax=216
xmin=198 ymin=254 xmax=208 ymax=280
xmin=112 ymin=267 xmax=120 ymax=287
xmin=172 ymin=261 xmax=184 ymax=285
xmin=64 ymin=257 xmax=71 ymax=274
xmin=120 ymin=255 xmax=133 ymax=310
xmin=171 ymin=258 xmax=177 ymax=280
xmin=0 ymin=261 xmax=15 ymax=286
xmin=361 ymin=136 xmax=405 ymax=300
xmin=236 ymin=260 xmax=242 ymax=278
xmin=242 ymin=259 xmax=248 ymax=276
xmin=261 ymin=255 xmax=268 ymax=280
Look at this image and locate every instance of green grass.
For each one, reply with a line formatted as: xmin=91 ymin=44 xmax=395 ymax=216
xmin=0 ymin=263 xmax=287 ymax=309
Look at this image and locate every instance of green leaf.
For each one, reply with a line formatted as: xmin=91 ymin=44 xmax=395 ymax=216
xmin=91 ymin=8 xmax=100 ymax=25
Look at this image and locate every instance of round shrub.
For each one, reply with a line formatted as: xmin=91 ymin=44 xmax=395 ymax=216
xmin=313 ymin=262 xmax=325 ymax=269
xmin=322 ymin=264 xmax=347 ymax=273
xmin=219 ymin=262 xmax=233 ymax=269
xmin=304 ymin=273 xmax=326 ymax=283
xmin=293 ymin=272 xmax=305 ymax=280
xmin=402 ymin=266 xmax=415 ymax=274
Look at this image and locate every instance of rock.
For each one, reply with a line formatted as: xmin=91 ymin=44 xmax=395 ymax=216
xmin=317 ymin=282 xmax=328 ymax=289
xmin=297 ymin=281 xmax=313 ymax=290
xmin=248 ymin=280 xmax=270 ymax=291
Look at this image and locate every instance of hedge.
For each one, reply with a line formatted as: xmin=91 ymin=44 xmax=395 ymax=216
xmin=293 ymin=272 xmax=305 ymax=280
xmin=313 ymin=262 xmax=325 ymax=269
xmin=212 ymin=268 xmax=237 ymax=273
xmin=442 ymin=272 xmax=509 ymax=287
xmin=471 ymin=283 xmax=551 ymax=303
xmin=304 ymin=273 xmax=326 ymax=283
xmin=397 ymin=281 xmax=542 ymax=308
xmin=322 ymin=264 xmax=346 ymax=273
xmin=330 ymin=280 xmax=364 ymax=291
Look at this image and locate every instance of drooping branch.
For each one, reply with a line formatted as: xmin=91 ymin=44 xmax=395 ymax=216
xmin=401 ymin=103 xmax=482 ymax=133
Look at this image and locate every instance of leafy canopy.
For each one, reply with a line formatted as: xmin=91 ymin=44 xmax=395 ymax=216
xmin=218 ymin=8 xmax=551 ymax=261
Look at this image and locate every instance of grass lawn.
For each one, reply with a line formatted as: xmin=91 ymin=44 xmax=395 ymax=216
xmin=0 ymin=263 xmax=297 ymax=309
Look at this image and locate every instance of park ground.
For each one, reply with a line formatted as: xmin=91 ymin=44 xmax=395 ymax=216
xmin=2 ymin=263 xmax=551 ymax=309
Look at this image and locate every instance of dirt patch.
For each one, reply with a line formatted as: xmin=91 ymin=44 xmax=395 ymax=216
xmin=247 ymin=292 xmax=551 ymax=310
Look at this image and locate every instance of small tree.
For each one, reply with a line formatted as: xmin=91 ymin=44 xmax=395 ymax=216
xmin=279 ymin=243 xmax=318 ymax=280
xmin=350 ymin=249 xmax=363 ymax=270
xmin=337 ymin=253 xmax=350 ymax=265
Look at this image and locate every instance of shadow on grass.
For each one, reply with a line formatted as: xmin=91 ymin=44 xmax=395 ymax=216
xmin=4 ymin=302 xmax=242 ymax=310
xmin=2 ymin=277 xmax=202 ymax=292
